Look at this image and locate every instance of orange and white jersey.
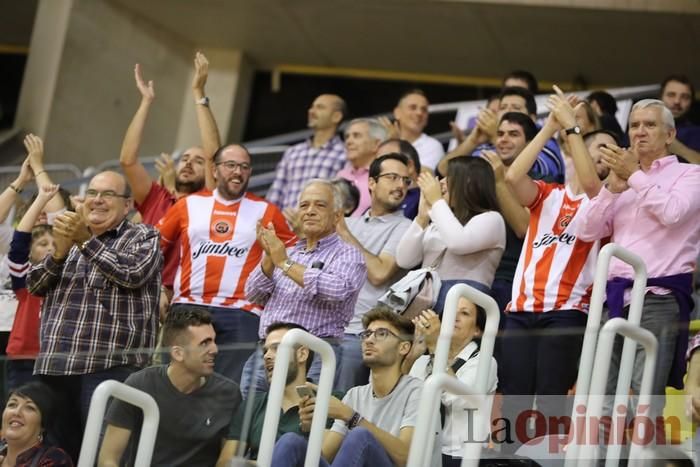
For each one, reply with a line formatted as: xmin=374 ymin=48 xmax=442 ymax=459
xmin=157 ymin=190 xmax=295 ymax=311
xmin=508 ymin=182 xmax=599 ymax=313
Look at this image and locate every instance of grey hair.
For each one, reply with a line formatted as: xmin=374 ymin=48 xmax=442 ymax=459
xmin=631 ymin=99 xmax=675 ymax=130
xmin=298 ymin=179 xmax=344 ymax=213
xmin=347 ymin=118 xmax=388 ymax=142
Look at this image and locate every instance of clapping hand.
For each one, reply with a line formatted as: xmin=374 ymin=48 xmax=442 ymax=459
xmin=134 ymin=64 xmax=155 ymax=102
xmin=416 ymin=172 xmax=442 ymax=206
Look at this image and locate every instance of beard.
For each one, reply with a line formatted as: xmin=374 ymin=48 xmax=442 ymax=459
xmin=217 ymin=177 xmax=249 ymax=200
xmin=175 ymin=178 xmax=205 ymax=194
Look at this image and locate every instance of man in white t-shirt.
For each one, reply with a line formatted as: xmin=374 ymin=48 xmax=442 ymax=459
xmin=393 ymin=90 xmax=444 ymax=171
xmin=271 ymin=306 xmax=440 ymax=467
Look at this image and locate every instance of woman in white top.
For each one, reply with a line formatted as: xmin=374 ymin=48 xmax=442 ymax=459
xmin=396 ymin=156 xmax=506 ymax=314
xmin=405 ymin=298 xmax=498 ymax=466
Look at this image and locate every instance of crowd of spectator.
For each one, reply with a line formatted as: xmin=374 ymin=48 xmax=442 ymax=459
xmin=0 ymin=53 xmax=698 ymax=466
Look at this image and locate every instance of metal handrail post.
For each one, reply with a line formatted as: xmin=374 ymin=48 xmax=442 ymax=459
xmin=410 ymin=283 xmax=500 ymax=466
xmin=406 ymin=373 xmax=486 ymax=467
xmin=257 ymin=329 xmax=336 ymax=467
xmin=577 ymin=318 xmax=657 ymax=467
xmin=78 ymin=380 xmax=160 ymax=467
xmin=565 ymin=244 xmax=647 ymax=465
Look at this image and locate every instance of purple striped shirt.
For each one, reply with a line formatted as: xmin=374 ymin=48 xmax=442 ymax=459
xmin=266 ymin=136 xmax=347 ymax=211
xmin=246 ymin=233 xmax=366 ymax=338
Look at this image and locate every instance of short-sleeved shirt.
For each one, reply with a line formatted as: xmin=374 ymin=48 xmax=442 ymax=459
xmin=411 ymin=133 xmax=445 ymax=171
xmin=227 ymin=390 xmax=341 ymax=460
xmin=345 ymin=211 xmax=411 ymax=334
xmin=331 ymin=375 xmax=441 ymax=466
xmin=106 ymin=365 xmax=241 ymax=467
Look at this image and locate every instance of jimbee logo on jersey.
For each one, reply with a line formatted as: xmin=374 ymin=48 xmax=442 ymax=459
xmin=212 ymin=221 xmax=231 ymax=236
xmin=192 ymin=241 xmax=249 ymax=259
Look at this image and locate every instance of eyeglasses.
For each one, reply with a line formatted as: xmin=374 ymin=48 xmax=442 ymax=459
xmin=375 ymin=173 xmax=412 ymax=186
xmin=359 ymin=327 xmax=402 ymax=341
xmin=84 ymin=189 xmax=129 ymax=200
xmin=216 ymin=161 xmax=251 ymax=172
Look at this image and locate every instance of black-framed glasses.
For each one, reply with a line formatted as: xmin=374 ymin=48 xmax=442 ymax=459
xmin=375 ymin=173 xmax=412 ymax=186
xmin=84 ymin=189 xmax=129 ymax=200
xmin=359 ymin=327 xmax=402 ymax=341
xmin=216 ymin=161 xmax=251 ymax=172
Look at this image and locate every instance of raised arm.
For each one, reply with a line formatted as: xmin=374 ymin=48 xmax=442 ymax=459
xmin=16 ymin=185 xmax=59 ymax=233
xmin=0 ymin=158 xmax=33 ymax=223
xmin=192 ymin=52 xmax=219 ymax=191
xmin=336 ymin=216 xmax=405 ymax=286
xmin=438 ymin=108 xmax=496 ymax=176
xmin=24 ymin=134 xmax=65 ymax=214
xmin=547 ymin=86 xmax=602 ymax=198
xmin=119 ymin=64 xmax=156 ymax=204
xmin=505 ymin=115 xmax=558 ymax=207
xmin=482 ymin=150 xmax=529 ymax=238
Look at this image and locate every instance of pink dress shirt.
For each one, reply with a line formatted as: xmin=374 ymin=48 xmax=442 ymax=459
xmin=337 ymin=163 xmax=371 ymax=217
xmin=577 ymin=155 xmax=700 ymax=300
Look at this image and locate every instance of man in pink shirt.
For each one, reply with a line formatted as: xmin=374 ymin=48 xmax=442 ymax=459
xmin=337 ymin=119 xmax=388 ymax=217
xmin=578 ymin=99 xmax=700 ymax=433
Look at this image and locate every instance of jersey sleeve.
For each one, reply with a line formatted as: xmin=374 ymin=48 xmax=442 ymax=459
xmin=156 ymin=198 xmax=186 ymax=247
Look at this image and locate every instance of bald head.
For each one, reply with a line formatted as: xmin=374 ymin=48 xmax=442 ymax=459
xmin=84 ymin=170 xmax=132 ymax=236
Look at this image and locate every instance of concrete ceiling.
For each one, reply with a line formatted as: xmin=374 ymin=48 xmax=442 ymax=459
xmin=108 ymin=0 xmax=700 ymax=89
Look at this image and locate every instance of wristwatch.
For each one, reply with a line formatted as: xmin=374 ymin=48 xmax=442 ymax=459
xmin=78 ymin=239 xmax=90 ymax=251
xmin=564 ymin=126 xmax=581 ymax=136
xmin=281 ymin=259 xmax=294 ymax=275
xmin=196 ymin=96 xmax=210 ymax=107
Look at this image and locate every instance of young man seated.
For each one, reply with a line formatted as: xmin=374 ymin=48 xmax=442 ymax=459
xmin=271 ymin=305 xmax=441 ymax=467
xmin=99 ymin=307 xmax=241 ymax=467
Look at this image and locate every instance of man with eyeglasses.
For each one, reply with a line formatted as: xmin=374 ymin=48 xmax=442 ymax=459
xmin=336 ymin=118 xmax=388 ymax=216
xmin=272 ymin=305 xmax=441 ymax=467
xmin=333 ymin=153 xmax=412 ymax=391
xmin=158 ymin=144 xmax=295 ymax=384
xmin=27 ymin=170 xmax=162 ymax=460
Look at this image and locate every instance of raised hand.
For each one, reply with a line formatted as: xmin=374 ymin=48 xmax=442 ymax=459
xmin=600 ymin=143 xmax=639 ymax=181
xmin=23 ymin=133 xmax=44 ymax=171
xmin=377 ymin=116 xmax=401 ymax=140
xmin=155 ymin=152 xmax=176 ymax=193
xmin=134 ymin=64 xmax=155 ymax=102
xmin=36 ymin=184 xmax=60 ymax=204
xmin=546 ymin=85 xmax=581 ymax=131
xmin=476 ymin=108 xmax=498 ymax=142
xmin=481 ymin=150 xmax=506 ymax=183
xmin=192 ymin=51 xmax=209 ymax=99
xmin=416 ymin=172 xmax=442 ymax=206
xmin=449 ymin=121 xmax=466 ymax=144
xmin=15 ymin=157 xmax=34 ymax=188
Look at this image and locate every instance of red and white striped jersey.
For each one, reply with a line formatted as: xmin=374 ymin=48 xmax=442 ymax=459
xmin=508 ymin=182 xmax=599 ymax=313
xmin=157 ymin=190 xmax=295 ymax=311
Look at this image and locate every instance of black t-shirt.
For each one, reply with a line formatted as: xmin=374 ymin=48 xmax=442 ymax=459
xmin=106 ymin=365 xmax=241 ymax=467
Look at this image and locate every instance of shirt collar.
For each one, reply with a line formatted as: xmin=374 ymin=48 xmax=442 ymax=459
xmin=296 ymin=232 xmax=341 ymax=253
xmin=98 ymin=219 xmax=129 ymax=239
xmin=361 ymin=209 xmax=404 ymax=223
xmin=649 ymin=155 xmax=678 ymax=171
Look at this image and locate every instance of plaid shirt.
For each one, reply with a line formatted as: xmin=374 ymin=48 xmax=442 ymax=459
xmin=266 ymin=136 xmax=347 ymax=211
xmin=246 ymin=233 xmax=366 ymax=338
xmin=27 ymin=221 xmax=162 ymax=375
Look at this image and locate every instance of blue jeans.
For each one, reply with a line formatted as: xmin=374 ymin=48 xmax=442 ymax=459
xmin=171 ymin=304 xmax=260 ymax=383
xmin=434 ymin=279 xmax=490 ymax=316
xmin=335 ymin=334 xmax=370 ymax=393
xmin=272 ymin=428 xmax=394 ymax=467
xmin=240 ymin=339 xmax=342 ymax=398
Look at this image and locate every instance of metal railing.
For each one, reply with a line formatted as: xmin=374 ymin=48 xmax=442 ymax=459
xmin=257 ymin=329 xmax=336 ymax=467
xmin=579 ymin=318 xmax=658 ymax=466
xmin=78 ymin=380 xmax=160 ymax=467
xmin=565 ymin=243 xmax=648 ymax=465
xmin=406 ymin=283 xmax=501 ymax=467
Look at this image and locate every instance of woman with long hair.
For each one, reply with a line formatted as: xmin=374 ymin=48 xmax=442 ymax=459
xmin=396 ymin=156 xmax=506 ymax=314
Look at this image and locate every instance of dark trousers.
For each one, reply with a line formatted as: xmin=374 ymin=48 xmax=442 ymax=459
xmin=40 ymin=365 xmax=137 ymax=462
xmin=499 ymin=310 xmax=587 ymax=454
xmin=6 ymin=359 xmax=38 ymax=393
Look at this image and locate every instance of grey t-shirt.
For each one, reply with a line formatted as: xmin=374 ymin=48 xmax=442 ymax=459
xmin=331 ymin=375 xmax=441 ymax=466
xmin=346 ymin=211 xmax=411 ymax=334
xmin=106 ymin=365 xmax=241 ymax=467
